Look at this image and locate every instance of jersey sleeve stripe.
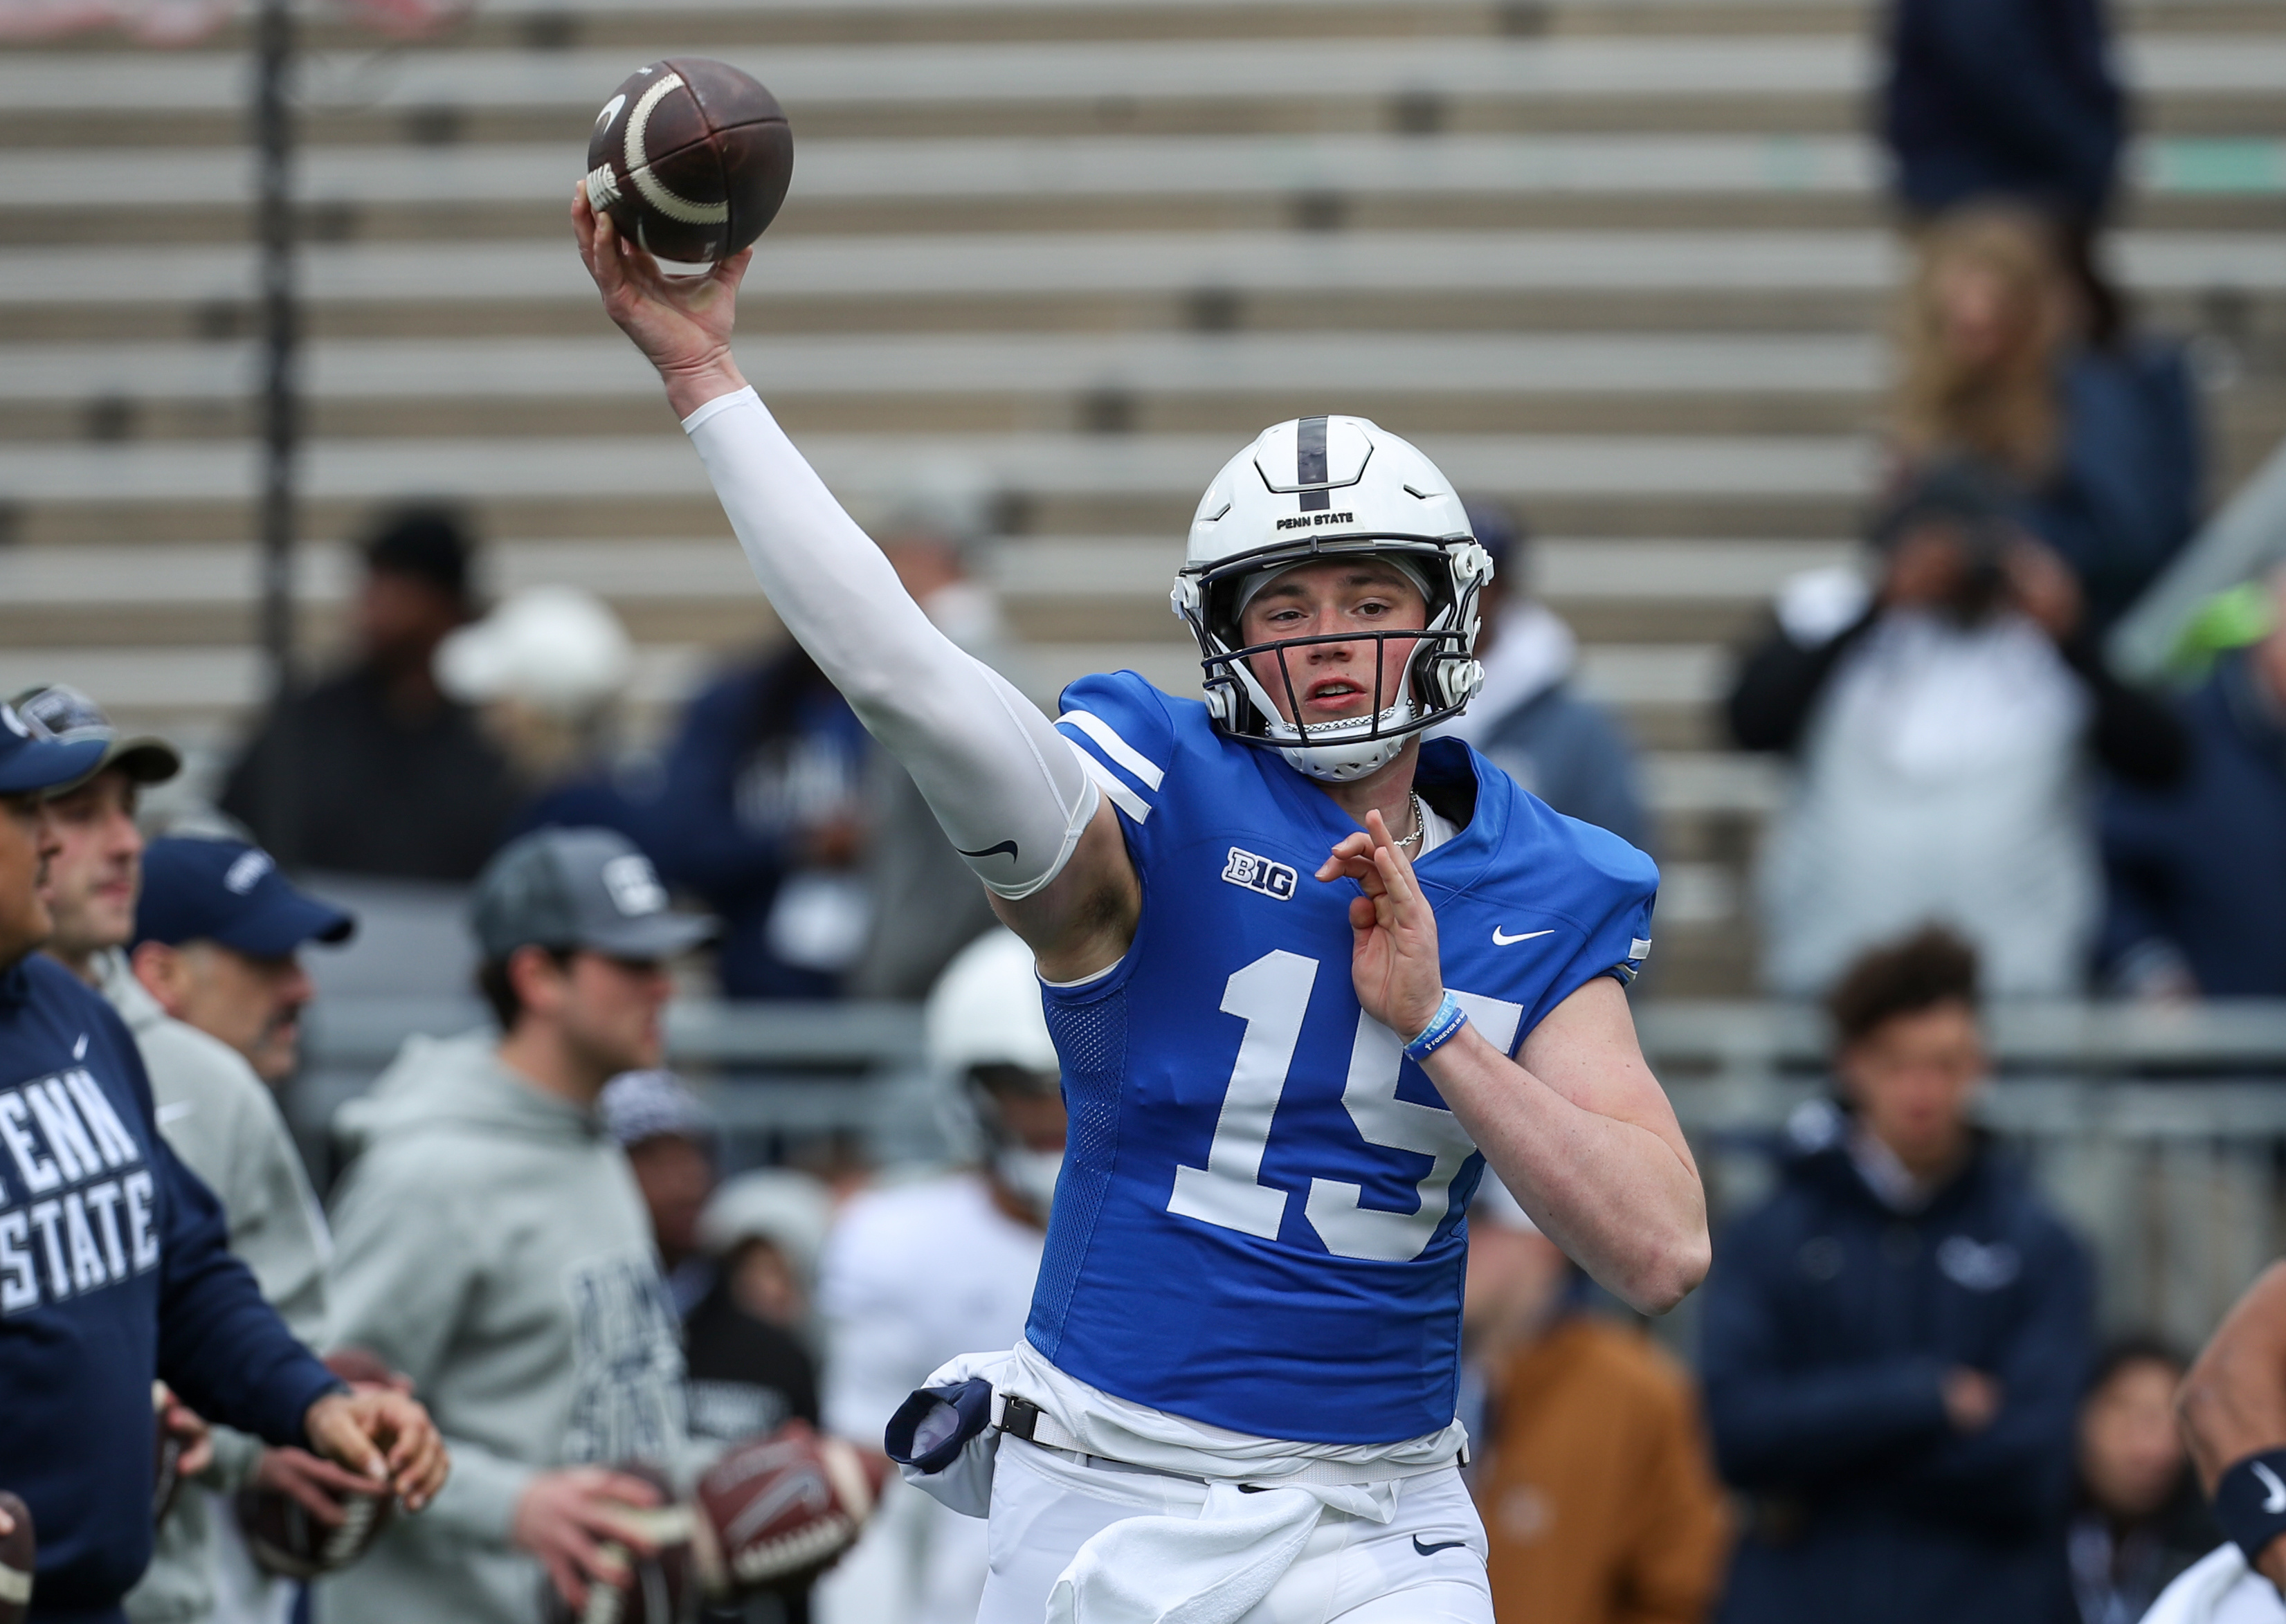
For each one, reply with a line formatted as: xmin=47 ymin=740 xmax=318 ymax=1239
xmin=1055 ymin=709 xmax=1166 ymax=791
xmin=1065 ymin=740 xmax=1152 ymax=823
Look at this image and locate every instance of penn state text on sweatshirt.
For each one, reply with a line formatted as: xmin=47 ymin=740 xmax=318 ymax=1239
xmin=0 ymin=954 xmax=339 ymax=1616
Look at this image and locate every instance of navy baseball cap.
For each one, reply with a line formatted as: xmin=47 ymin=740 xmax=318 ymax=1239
xmin=135 ymin=839 xmax=357 ymax=958
xmin=0 ymin=699 xmax=107 ymax=796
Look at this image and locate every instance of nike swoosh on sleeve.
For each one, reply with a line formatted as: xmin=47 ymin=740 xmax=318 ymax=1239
xmin=957 ymin=840 xmax=1019 ymax=861
xmin=1412 ymin=1536 xmax=1469 ymax=1557
xmin=1491 ymin=927 xmax=1555 ymax=946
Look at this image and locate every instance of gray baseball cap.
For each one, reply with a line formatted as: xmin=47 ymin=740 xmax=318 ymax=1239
xmin=471 ymin=827 xmax=715 ymax=962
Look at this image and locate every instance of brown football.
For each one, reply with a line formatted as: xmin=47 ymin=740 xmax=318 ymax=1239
xmin=235 ymin=1351 xmax=403 ymax=1578
xmin=689 ymin=1421 xmax=889 ymax=1598
xmin=584 ymin=58 xmax=792 ymax=267
xmin=536 ymin=1464 xmax=699 ymax=1624
xmin=0 ymin=1492 xmax=32 ymax=1624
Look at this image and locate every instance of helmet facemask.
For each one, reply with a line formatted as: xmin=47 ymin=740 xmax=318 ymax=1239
xmin=1176 ymin=537 xmax=1491 ymax=783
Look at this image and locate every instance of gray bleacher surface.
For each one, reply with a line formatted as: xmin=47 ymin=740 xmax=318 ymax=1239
xmin=2 ymin=0 xmax=2280 ymax=993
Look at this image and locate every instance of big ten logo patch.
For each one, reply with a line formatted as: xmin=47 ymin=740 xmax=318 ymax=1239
xmin=0 ymin=1068 xmax=155 ymax=1315
xmin=1222 ymin=848 xmax=1297 ymax=901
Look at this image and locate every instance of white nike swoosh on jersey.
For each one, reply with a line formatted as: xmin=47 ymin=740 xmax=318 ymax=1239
xmin=1492 ymin=928 xmax=1555 ymax=946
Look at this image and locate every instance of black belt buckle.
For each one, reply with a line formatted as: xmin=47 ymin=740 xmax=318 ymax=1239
xmin=1001 ymin=1395 xmax=1043 ymax=1442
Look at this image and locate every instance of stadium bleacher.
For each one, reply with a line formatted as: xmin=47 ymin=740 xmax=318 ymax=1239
xmin=0 ymin=0 xmax=2279 ymax=992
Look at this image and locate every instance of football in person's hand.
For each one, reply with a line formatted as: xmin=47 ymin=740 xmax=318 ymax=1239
xmin=689 ymin=1421 xmax=889 ymax=1596
xmin=236 ymin=1351 xmax=403 ymax=1579
xmin=0 ymin=1492 xmax=33 ymax=1624
xmin=237 ymin=1468 xmax=394 ymax=1580
xmin=536 ymin=1465 xmax=698 ymax=1624
xmin=584 ymin=58 xmax=792 ymax=268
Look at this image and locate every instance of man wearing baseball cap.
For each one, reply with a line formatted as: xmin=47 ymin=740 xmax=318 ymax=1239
xmin=0 ymin=699 xmax=449 ymax=1623
xmin=116 ymin=838 xmax=365 ymax=1624
xmin=12 ymin=682 xmax=373 ymax=1624
xmin=11 ymin=686 xmax=182 ymax=995
xmin=323 ymin=828 xmax=715 ymax=1624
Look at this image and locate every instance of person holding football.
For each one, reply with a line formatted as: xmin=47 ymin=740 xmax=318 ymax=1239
xmin=576 ymin=184 xmax=1708 ymax=1624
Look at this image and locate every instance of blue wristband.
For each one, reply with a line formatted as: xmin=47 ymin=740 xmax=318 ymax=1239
xmin=1404 ymin=992 xmax=1469 ymax=1063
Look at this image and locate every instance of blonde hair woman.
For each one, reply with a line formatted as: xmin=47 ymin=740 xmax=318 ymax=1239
xmin=1888 ymin=204 xmax=2202 ymax=634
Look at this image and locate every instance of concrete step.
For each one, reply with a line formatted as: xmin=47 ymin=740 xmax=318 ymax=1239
xmin=12 ymin=135 xmax=2280 ymax=212
xmin=6 ymin=135 xmax=2277 ymax=247
xmin=3 ymin=34 xmax=2276 ymax=120
xmin=0 ymin=331 xmax=1892 ymax=401
xmin=6 ymin=230 xmax=2279 ymax=311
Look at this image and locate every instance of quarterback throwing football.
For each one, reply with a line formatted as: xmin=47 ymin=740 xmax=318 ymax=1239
xmin=577 ymin=190 xmax=1709 ymax=1624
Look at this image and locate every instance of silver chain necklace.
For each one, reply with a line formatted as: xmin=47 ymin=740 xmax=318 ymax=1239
xmin=1395 ymin=790 xmax=1427 ymax=852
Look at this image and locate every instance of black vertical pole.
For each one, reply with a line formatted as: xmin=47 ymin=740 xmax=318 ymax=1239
xmin=255 ymin=0 xmax=296 ymax=704
xmin=254 ymin=0 xmax=300 ymax=864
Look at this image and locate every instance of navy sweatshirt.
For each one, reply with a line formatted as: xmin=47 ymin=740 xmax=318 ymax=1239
xmin=1700 ymin=1117 xmax=2093 ymax=1624
xmin=0 ymin=954 xmax=339 ymax=1620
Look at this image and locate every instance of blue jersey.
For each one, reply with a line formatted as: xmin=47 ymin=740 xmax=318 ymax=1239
xmin=1031 ymin=671 xmax=1659 ymax=1445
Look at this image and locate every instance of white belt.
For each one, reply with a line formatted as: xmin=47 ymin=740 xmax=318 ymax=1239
xmin=994 ymin=1395 xmax=1461 ymax=1490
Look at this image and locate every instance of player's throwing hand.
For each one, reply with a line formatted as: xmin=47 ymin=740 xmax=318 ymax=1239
xmin=1316 ymin=809 xmax=1445 ymax=1039
xmin=572 ymin=181 xmax=752 ymax=416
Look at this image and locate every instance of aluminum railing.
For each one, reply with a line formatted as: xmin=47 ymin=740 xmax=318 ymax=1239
xmin=297 ymin=996 xmax=2286 ymax=1353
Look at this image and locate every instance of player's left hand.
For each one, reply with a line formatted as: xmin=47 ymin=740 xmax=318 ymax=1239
xmin=303 ymin=1387 xmax=450 ymax=1513
xmin=1316 ymin=808 xmax=1444 ymax=1039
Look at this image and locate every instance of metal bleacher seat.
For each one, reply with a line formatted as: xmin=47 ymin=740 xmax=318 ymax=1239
xmin=0 ymin=0 xmax=2280 ymax=992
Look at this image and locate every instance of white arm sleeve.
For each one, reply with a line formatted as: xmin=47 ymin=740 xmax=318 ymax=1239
xmin=682 ymin=387 xmax=1098 ymax=899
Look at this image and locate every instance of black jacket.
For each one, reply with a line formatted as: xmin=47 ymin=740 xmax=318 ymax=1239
xmin=1701 ymin=1115 xmax=2094 ymax=1624
xmin=0 ymin=956 xmax=337 ymax=1618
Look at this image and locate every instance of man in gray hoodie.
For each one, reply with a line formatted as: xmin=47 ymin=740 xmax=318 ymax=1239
xmin=322 ymin=827 xmax=716 ymax=1623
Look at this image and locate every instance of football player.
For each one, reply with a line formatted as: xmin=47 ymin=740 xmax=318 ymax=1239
xmin=576 ymin=187 xmax=1709 ymax=1624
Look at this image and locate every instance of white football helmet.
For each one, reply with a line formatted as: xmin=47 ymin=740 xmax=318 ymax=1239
xmin=925 ymin=930 xmax=1063 ymax=1216
xmin=1171 ymin=416 xmax=1493 ymax=782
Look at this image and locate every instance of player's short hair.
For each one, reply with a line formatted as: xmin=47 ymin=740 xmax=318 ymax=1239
xmin=1826 ymin=926 xmax=1980 ymax=1049
xmin=475 ymin=945 xmax=577 ymax=1031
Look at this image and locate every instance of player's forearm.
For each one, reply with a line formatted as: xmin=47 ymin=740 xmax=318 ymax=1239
xmin=682 ymin=387 xmax=1098 ymax=900
xmin=1427 ymin=1027 xmax=1709 ymax=1314
xmin=2182 ymin=1261 xmax=2286 ymax=1491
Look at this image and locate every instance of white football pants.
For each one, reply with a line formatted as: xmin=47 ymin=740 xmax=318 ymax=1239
xmin=974 ymin=1439 xmax=1493 ymax=1624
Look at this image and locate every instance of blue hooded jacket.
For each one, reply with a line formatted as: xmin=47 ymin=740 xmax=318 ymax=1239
xmin=0 ymin=954 xmax=338 ymax=1622
xmin=1701 ymin=1109 xmax=2093 ymax=1624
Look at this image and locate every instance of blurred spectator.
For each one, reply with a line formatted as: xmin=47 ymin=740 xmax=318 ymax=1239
xmin=222 ymin=505 xmax=520 ymax=882
xmin=116 ymin=835 xmax=362 ymax=1624
xmin=1880 ymin=0 xmax=2125 ymax=341
xmin=814 ymin=930 xmax=1062 ymax=1624
xmin=601 ymin=1068 xmax=722 ymax=1313
xmin=687 ymin=1174 xmax=833 ymax=1624
xmin=322 ymin=828 xmax=714 ymax=1623
xmin=2099 ymin=565 xmax=2286 ymax=998
xmin=1891 ymin=207 xmax=2201 ymax=632
xmin=1461 ymin=1175 xmax=1728 ymax=1624
xmin=1730 ymin=461 xmax=2183 ymax=996
xmin=2055 ymin=1338 xmax=2217 ymax=1624
xmin=1428 ymin=500 xmax=1652 ymax=852
xmin=602 ymin=1071 xmax=831 ymax=1624
xmin=1700 ymin=927 xmax=2094 ymax=1624
xmin=689 ymin=1170 xmax=830 ymax=1445
xmin=849 ymin=480 xmax=1008 ymax=998
xmin=436 ymin=584 xmax=655 ymax=848
xmin=653 ymin=643 xmax=871 ymax=999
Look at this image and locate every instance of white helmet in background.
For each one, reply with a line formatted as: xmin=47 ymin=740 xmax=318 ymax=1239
xmin=1171 ymin=415 xmax=1494 ymax=782
xmin=925 ymin=929 xmax=1062 ymax=1218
